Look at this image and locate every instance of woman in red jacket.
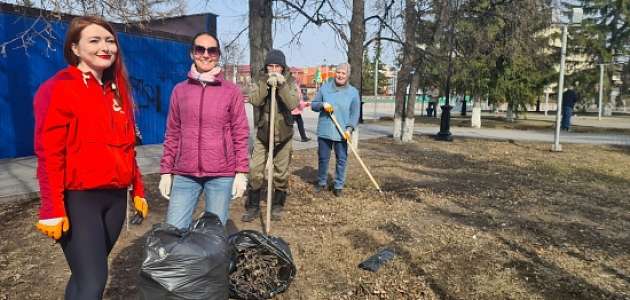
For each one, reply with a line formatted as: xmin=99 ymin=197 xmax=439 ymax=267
xmin=33 ymin=16 xmax=148 ymax=300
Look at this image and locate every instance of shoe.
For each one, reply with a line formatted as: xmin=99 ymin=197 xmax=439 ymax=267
xmin=271 ymin=190 xmax=287 ymax=221
xmin=333 ymin=189 xmax=343 ymax=197
xmin=314 ymin=185 xmax=325 ymax=193
xmin=241 ymin=189 xmax=261 ymax=222
xmin=301 ymin=137 xmax=311 ymax=142
xmin=241 ymin=206 xmax=260 ymax=222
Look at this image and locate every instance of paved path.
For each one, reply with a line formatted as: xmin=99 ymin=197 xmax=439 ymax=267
xmin=1 ymin=106 xmax=628 ymax=202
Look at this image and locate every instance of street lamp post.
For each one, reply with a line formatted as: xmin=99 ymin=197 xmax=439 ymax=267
xmin=597 ymin=64 xmax=604 ymax=121
xmin=552 ymin=23 xmax=568 ymax=152
xmin=552 ymin=7 xmax=582 ymax=152
xmin=435 ymin=0 xmax=458 ymax=142
xmin=374 ymin=55 xmax=379 ymax=119
xmin=597 ymin=55 xmax=627 ymax=120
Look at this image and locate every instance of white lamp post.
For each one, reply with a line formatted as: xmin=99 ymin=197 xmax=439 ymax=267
xmin=552 ymin=7 xmax=582 ymax=152
xmin=598 ymin=55 xmax=627 ymax=120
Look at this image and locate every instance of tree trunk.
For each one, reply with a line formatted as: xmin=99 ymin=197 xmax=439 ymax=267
xmin=393 ymin=70 xmax=407 ymax=141
xmin=401 ymin=70 xmax=420 ymax=142
xmin=471 ymin=97 xmax=481 ymax=128
xmin=394 ymin=0 xmax=419 ymax=142
xmin=249 ymin=0 xmax=273 ymax=76
xmin=348 ymin=0 xmax=365 ymax=123
xmin=506 ymin=102 xmax=514 ymax=122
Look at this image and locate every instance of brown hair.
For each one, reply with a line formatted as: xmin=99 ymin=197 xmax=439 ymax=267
xmin=190 ymin=32 xmax=221 ymax=55
xmin=63 ymin=16 xmax=133 ymax=114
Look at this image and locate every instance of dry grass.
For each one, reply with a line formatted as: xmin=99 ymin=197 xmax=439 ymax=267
xmin=1 ymin=135 xmax=629 ymax=299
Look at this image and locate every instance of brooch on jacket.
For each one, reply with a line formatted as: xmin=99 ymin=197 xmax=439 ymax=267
xmin=111 ymin=83 xmax=123 ymax=112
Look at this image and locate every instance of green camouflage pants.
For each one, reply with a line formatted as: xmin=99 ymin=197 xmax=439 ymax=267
xmin=248 ymin=137 xmax=293 ymax=191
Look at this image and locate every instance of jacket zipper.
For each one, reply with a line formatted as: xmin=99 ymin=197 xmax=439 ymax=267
xmin=222 ymin=129 xmax=228 ymax=163
xmin=198 ymin=85 xmax=206 ymax=174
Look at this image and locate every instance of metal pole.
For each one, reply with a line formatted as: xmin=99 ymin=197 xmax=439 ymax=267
xmin=374 ymin=56 xmax=378 ymax=118
xmin=552 ymin=24 xmax=567 ymax=152
xmin=598 ymin=63 xmax=604 ymax=120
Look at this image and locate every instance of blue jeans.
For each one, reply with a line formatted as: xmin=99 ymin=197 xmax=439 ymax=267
xmin=561 ymin=106 xmax=573 ymax=129
xmin=166 ymin=175 xmax=234 ymax=229
xmin=317 ymin=137 xmax=348 ymax=190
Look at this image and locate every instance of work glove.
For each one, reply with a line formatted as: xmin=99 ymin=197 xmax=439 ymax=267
xmin=131 ymin=196 xmax=149 ymax=225
xmin=36 ymin=217 xmax=70 ymax=240
xmin=266 ymin=72 xmax=286 ymax=87
xmin=232 ymin=173 xmax=248 ymax=199
xmin=343 ymin=130 xmax=351 ymax=141
xmin=159 ymin=174 xmax=173 ymax=200
xmin=323 ymin=102 xmax=334 ymax=113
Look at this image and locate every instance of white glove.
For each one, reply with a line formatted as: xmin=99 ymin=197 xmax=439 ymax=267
xmin=267 ymin=72 xmax=286 ymax=86
xmin=232 ymin=173 xmax=248 ymax=199
xmin=159 ymin=174 xmax=173 ymax=200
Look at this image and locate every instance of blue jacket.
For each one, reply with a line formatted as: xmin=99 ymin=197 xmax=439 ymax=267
xmin=311 ymin=79 xmax=360 ymax=141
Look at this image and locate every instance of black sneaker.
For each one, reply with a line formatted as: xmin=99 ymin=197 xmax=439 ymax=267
xmin=314 ymin=185 xmax=325 ymax=193
xmin=333 ymin=189 xmax=343 ymax=197
xmin=241 ymin=207 xmax=260 ymax=222
xmin=271 ymin=205 xmax=284 ymax=221
xmin=301 ymin=137 xmax=311 ymax=142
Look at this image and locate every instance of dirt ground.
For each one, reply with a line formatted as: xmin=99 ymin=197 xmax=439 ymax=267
xmin=1 ymin=135 xmax=630 ymax=299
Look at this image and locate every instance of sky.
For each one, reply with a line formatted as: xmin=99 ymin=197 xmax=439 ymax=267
xmin=187 ymin=0 xmax=398 ymax=68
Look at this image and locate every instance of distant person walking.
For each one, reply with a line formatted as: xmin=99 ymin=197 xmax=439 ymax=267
xmin=561 ymin=86 xmax=579 ymax=131
xmin=159 ymin=32 xmax=249 ymax=228
xmin=33 ymin=16 xmax=148 ymax=300
xmin=292 ymin=86 xmax=311 ymax=142
xmin=310 ymin=63 xmax=360 ymax=197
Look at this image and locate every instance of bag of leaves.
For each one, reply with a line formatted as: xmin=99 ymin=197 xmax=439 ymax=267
xmin=138 ymin=212 xmax=229 ymax=300
xmin=228 ymin=230 xmax=296 ymax=299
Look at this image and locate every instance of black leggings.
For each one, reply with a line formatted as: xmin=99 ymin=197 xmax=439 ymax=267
xmin=60 ymin=189 xmax=127 ymax=300
xmin=294 ymin=114 xmax=308 ymax=139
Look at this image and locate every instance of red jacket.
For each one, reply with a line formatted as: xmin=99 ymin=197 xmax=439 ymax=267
xmin=33 ymin=66 xmax=144 ymax=219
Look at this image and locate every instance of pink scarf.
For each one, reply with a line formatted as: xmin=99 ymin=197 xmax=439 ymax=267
xmin=188 ymin=64 xmax=222 ymax=83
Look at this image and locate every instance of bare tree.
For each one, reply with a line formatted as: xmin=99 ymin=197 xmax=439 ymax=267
xmin=26 ymin=0 xmax=184 ymax=23
xmin=1 ymin=0 xmax=184 ymax=56
xmin=248 ymin=0 xmax=273 ymax=76
xmin=348 ymin=0 xmax=365 ymax=97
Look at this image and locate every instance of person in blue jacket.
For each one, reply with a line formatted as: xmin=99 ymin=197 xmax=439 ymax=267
xmin=310 ymin=63 xmax=360 ymax=197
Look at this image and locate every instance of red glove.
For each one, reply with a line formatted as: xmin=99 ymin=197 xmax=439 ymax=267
xmin=36 ymin=217 xmax=70 ymax=240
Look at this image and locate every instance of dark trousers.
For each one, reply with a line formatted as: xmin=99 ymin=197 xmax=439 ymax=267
xmin=294 ymin=114 xmax=308 ymax=140
xmin=561 ymin=106 xmax=573 ymax=129
xmin=60 ymin=189 xmax=127 ymax=300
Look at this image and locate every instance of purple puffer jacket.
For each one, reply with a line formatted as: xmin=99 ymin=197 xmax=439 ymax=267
xmin=160 ymin=73 xmax=249 ymax=177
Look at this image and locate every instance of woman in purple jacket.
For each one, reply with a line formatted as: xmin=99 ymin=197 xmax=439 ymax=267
xmin=158 ymin=32 xmax=249 ymax=228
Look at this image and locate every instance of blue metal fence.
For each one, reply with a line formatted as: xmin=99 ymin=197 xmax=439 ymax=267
xmin=0 ymin=12 xmax=190 ymax=158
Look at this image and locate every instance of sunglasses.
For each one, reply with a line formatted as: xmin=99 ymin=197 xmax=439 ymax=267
xmin=192 ymin=45 xmax=220 ymax=57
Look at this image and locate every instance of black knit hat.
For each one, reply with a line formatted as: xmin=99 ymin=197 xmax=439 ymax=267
xmin=264 ymin=49 xmax=287 ymax=70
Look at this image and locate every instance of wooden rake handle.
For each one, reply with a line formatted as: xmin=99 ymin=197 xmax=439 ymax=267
xmin=328 ymin=112 xmax=382 ymax=194
xmin=265 ymin=85 xmax=277 ymax=235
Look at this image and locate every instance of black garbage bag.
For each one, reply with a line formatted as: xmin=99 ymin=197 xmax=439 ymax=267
xmin=138 ymin=212 xmax=229 ymax=300
xmin=228 ymin=230 xmax=296 ymax=299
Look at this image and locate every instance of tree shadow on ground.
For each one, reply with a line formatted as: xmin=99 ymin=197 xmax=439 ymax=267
xmin=610 ymin=145 xmax=630 ymax=156
xmin=498 ymin=236 xmax=626 ymax=300
xmin=344 ymin=228 xmax=457 ymax=300
xmin=105 ymin=231 xmax=148 ymax=299
xmin=361 ymin=137 xmax=630 ymax=299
